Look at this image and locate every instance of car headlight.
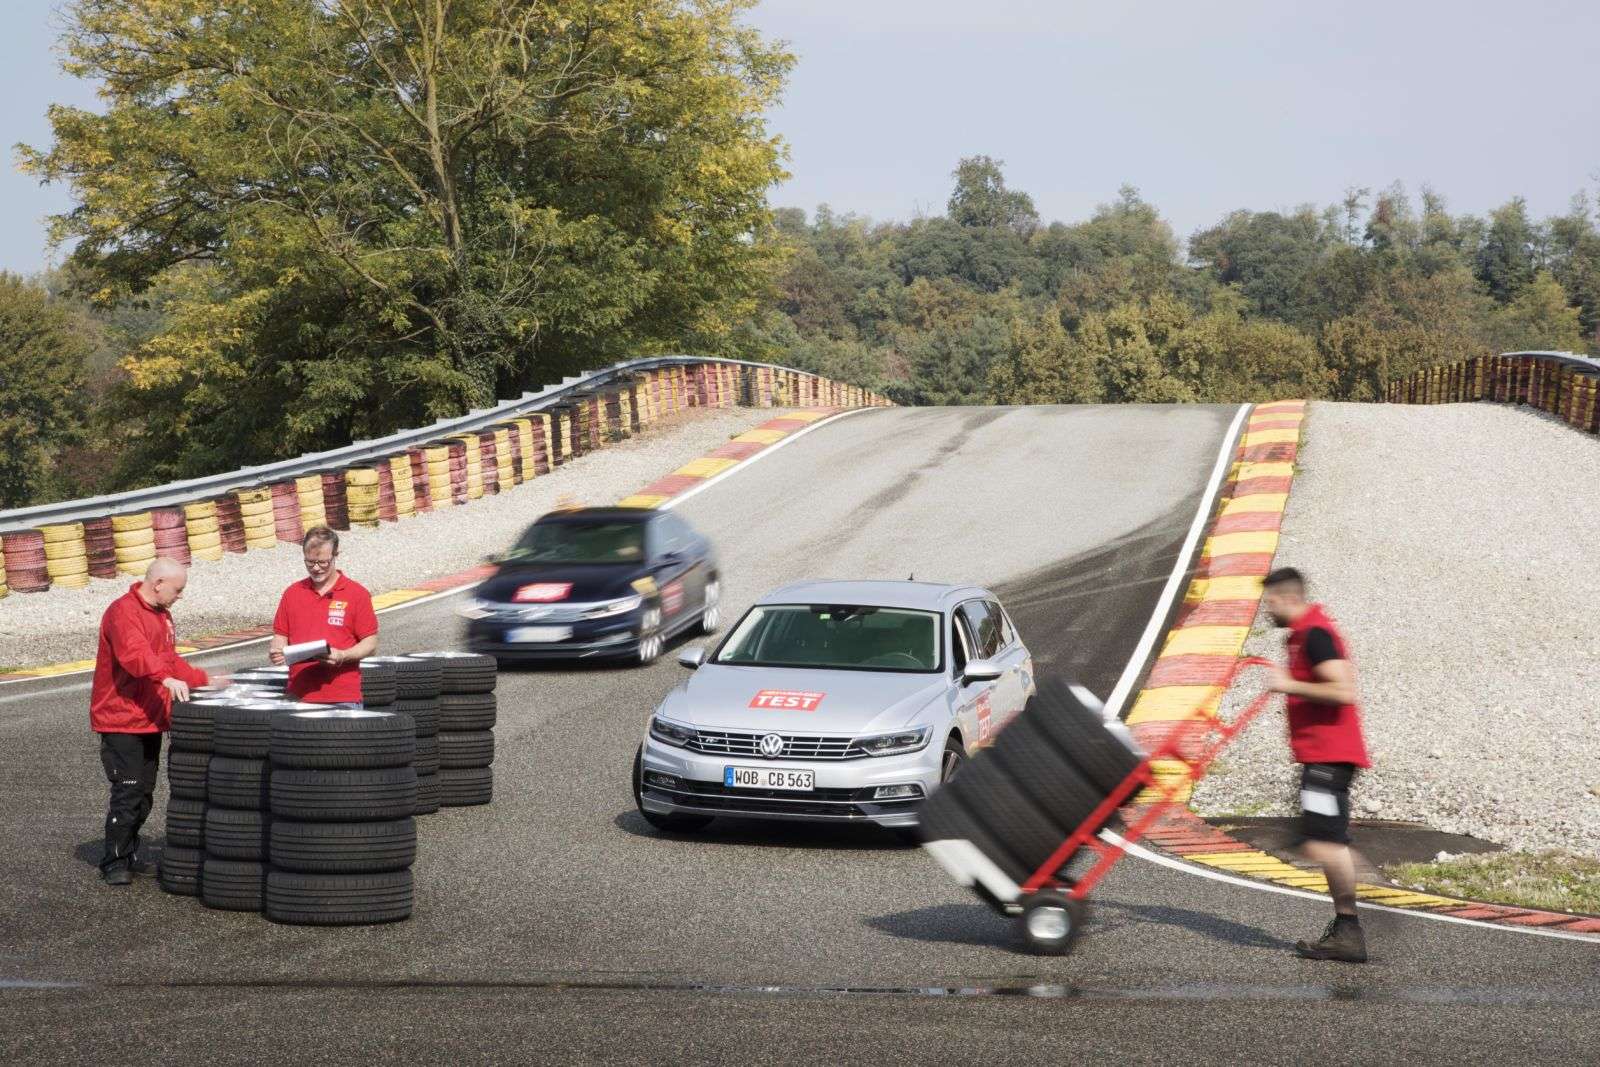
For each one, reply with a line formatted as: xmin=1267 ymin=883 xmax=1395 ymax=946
xmin=456 ymin=598 xmax=493 ymax=620
xmin=852 ymin=725 xmax=932 ymax=756
xmin=649 ymin=716 xmax=698 ymax=748
xmin=584 ymin=594 xmax=643 ymax=620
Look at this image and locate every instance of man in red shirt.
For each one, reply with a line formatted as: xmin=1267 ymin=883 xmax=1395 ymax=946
xmin=269 ymin=526 xmax=378 ymax=704
xmin=1264 ymin=567 xmax=1372 ymax=963
xmin=91 ymin=557 xmax=212 ymax=885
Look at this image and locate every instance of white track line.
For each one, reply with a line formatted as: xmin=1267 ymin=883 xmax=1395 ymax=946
xmin=0 ymin=406 xmax=876 ymax=691
xmin=1107 ymin=831 xmax=1599 ymax=945
xmin=1099 ymin=403 xmax=1251 ymax=721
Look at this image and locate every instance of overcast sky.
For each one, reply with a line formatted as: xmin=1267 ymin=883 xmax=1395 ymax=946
xmin=5 ymin=0 xmax=1598 ymax=275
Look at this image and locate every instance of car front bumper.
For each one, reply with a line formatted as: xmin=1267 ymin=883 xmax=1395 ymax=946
xmin=465 ymin=615 xmax=644 ymax=660
xmin=638 ymin=733 xmax=944 ymax=828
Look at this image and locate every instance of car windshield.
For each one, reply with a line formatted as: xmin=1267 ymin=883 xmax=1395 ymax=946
xmin=714 ymin=604 xmax=942 ymax=673
xmin=504 ymin=521 xmax=644 ymax=565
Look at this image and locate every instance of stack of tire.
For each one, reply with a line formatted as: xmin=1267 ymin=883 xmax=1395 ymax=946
xmin=2 ymin=529 xmax=49 ymax=593
xmin=266 ymin=707 xmax=418 ymax=925
xmin=413 ymin=651 xmax=497 ymax=808
xmin=201 ymin=700 xmax=320 ymax=912
xmin=364 ymin=656 xmax=444 ymax=815
xmin=917 ymin=678 xmax=1143 ymax=955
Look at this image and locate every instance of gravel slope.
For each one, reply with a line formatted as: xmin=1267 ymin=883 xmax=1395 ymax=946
xmin=1192 ymin=401 xmax=1600 ymax=860
xmin=0 ymin=407 xmax=798 ymax=670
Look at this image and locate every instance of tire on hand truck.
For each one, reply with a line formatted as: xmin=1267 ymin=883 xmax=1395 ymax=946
xmin=1018 ymin=889 xmax=1086 ymax=956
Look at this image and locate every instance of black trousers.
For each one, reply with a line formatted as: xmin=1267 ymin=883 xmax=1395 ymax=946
xmin=99 ymin=732 xmax=162 ymax=872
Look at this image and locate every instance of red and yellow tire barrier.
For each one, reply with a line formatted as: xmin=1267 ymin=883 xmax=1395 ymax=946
xmin=151 ymin=508 xmax=190 ymax=565
xmin=1122 ymin=401 xmax=1600 ymax=938
xmin=1388 ymin=354 xmax=1600 ymax=439
xmin=111 ymin=512 xmax=158 ymax=575
xmin=345 ymin=467 xmax=381 ymax=528
xmin=319 ymin=473 xmax=351 ymax=531
xmin=184 ymin=500 xmax=223 ymax=562
xmin=405 ymin=449 xmax=433 ymax=514
xmin=41 ymin=522 xmax=90 ymax=588
xmin=296 ymin=474 xmax=328 ymax=532
xmin=423 ymin=446 xmax=452 ymax=509
xmin=83 ymin=516 xmax=118 ymax=578
xmin=2 ymin=529 xmax=49 ymax=593
xmin=215 ymin=494 xmax=248 ymax=553
xmin=234 ymin=488 xmax=277 ymax=551
xmin=388 ymin=455 xmax=416 ymax=518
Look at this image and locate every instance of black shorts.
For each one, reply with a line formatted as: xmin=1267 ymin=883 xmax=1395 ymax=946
xmin=1299 ymin=762 xmax=1357 ymax=844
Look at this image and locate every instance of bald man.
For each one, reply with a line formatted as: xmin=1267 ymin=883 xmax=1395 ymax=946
xmin=90 ymin=557 xmax=213 ymax=885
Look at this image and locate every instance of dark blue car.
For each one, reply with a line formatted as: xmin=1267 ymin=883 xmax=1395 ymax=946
xmin=460 ymin=507 xmax=721 ymax=665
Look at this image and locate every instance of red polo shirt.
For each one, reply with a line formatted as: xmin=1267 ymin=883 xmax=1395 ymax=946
xmin=271 ymin=571 xmax=377 ymax=703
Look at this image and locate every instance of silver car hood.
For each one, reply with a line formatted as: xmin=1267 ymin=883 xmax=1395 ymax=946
xmin=662 ymin=663 xmax=948 ymax=734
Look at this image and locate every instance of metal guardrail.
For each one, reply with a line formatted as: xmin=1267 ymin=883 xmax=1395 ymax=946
xmin=0 ymin=354 xmax=818 ymax=533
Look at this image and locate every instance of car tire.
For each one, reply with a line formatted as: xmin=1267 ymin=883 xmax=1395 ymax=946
xmin=438 ymin=693 xmax=496 ymax=732
xmin=164 ymin=796 xmax=206 ymax=850
xmin=204 ymin=807 xmax=269 ymax=861
xmin=264 ymin=869 xmax=413 ymax=926
xmin=208 ymin=756 xmax=272 ymax=811
xmin=414 ymin=772 xmax=442 ymax=815
xmin=631 ymin=746 xmax=712 ymax=833
xmin=359 ymin=660 xmax=398 ymax=707
xmin=955 ymin=758 xmax=1081 ymax=879
xmin=1029 ymin=677 xmax=1142 ymax=795
xmin=269 ymin=818 xmax=416 ymax=874
xmin=169 ymin=701 xmax=218 ymax=752
xmin=394 ymin=697 xmax=440 ymax=738
xmin=268 ymin=708 xmax=417 ymax=770
xmin=201 ymin=858 xmax=267 ymax=912
xmin=158 ymin=845 xmax=203 ymax=896
xmin=411 ymin=651 xmax=497 ymax=694
xmin=166 ymin=749 xmax=210 ymax=801
xmin=438 ymin=730 xmax=494 ymax=769
xmin=414 ymin=732 xmax=440 ymax=776
xmin=438 ymin=766 xmax=493 ymax=807
xmin=987 ymin=717 xmax=1107 ymax=834
xmin=1017 ymin=890 xmax=1085 ymax=956
xmin=699 ymin=577 xmax=721 ymax=635
xmin=635 ymin=606 xmax=664 ymax=667
xmin=269 ymin=767 xmax=419 ymax=822
xmin=213 ymin=705 xmax=281 ymax=759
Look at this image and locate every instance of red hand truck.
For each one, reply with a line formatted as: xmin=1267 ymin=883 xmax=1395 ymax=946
xmin=924 ymin=657 xmax=1276 ymax=955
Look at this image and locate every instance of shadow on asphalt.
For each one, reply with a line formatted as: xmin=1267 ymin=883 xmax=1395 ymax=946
xmin=610 ymin=810 xmax=911 ymax=852
xmin=867 ymin=899 xmax=1296 ymax=953
xmin=1092 ymin=899 xmax=1297 ymax=950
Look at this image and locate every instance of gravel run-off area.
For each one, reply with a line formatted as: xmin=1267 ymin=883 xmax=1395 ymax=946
xmin=0 ymin=407 xmax=800 ymax=670
xmin=1192 ymin=401 xmax=1600 ymax=861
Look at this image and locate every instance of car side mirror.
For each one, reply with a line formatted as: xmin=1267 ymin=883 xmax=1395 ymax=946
xmin=677 ymin=647 xmax=706 ymax=670
xmin=962 ymin=658 xmax=1002 ymax=685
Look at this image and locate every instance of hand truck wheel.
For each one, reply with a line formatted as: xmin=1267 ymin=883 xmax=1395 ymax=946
xmin=1018 ymin=890 xmax=1085 ymax=955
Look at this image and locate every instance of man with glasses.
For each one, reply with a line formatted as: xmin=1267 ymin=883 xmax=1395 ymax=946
xmin=269 ymin=526 xmax=378 ymax=706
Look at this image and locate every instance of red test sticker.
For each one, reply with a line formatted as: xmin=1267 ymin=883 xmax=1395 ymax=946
xmin=513 ymin=582 xmax=573 ymax=603
xmin=749 ymin=689 xmax=826 ymax=711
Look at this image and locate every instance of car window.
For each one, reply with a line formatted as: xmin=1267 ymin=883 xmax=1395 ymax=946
xmin=715 ymin=604 xmax=942 ymax=673
xmin=958 ymin=601 xmax=1002 ymax=660
xmin=652 ymin=514 xmax=694 ymax=556
xmin=950 ymin=615 xmax=973 ymax=675
xmin=506 ymin=521 xmax=644 ymax=564
xmin=990 ymin=600 xmax=1015 ymax=649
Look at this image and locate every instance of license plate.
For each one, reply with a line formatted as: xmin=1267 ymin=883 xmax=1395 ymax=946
xmin=724 ymin=766 xmax=815 ymax=791
xmin=506 ymin=626 xmax=572 ymax=643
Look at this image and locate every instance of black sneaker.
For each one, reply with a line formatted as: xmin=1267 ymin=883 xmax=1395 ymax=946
xmin=101 ymin=864 xmax=132 ymax=887
xmin=1295 ymin=917 xmax=1367 ymax=962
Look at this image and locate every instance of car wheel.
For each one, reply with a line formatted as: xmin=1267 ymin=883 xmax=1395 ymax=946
xmin=632 ymin=746 xmax=712 ymax=833
xmin=940 ymin=735 xmax=967 ymax=784
xmin=699 ymin=578 xmax=721 ymax=635
xmin=636 ymin=606 xmax=664 ymax=666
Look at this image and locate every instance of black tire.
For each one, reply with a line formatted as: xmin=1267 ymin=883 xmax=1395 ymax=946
xmin=359 ymin=660 xmax=398 ymax=707
xmin=411 ymin=651 xmax=497 ymax=694
xmin=169 ymin=700 xmax=224 ymax=753
xmin=268 ymin=709 xmax=416 ymax=769
xmin=1029 ymin=677 xmax=1142 ymax=795
xmin=438 ymin=692 xmax=496 ymax=731
xmin=201 ymin=859 xmax=267 ymax=912
xmin=955 ymin=757 xmax=1081 ymax=878
xmin=265 ymin=869 xmax=413 ymax=926
xmin=437 ymin=730 xmax=494 ymax=769
xmin=631 ymin=746 xmax=712 ymax=832
xmin=988 ymin=717 xmax=1108 ymax=834
xmin=394 ymin=697 xmax=439 ymax=738
xmin=166 ymin=749 xmax=210 ymax=801
xmin=438 ymin=766 xmax=492 ymax=807
xmin=165 ymin=796 xmax=206 ymax=850
xmin=1018 ymin=890 xmax=1086 ymax=956
xmin=394 ymin=658 xmax=444 ymax=700
xmin=270 ymin=767 xmax=419 ymax=821
xmin=269 ymin=819 xmax=416 ymax=874
xmin=414 ymin=772 xmax=441 ymax=816
xmin=158 ymin=845 xmax=203 ymax=896
xmin=204 ymin=807 xmax=269 ymax=861
xmin=208 ymin=756 xmax=271 ymax=810
xmin=213 ymin=704 xmax=281 ymax=758
xmin=916 ymin=778 xmax=1034 ymax=885
xmin=413 ymin=732 xmax=439 ymax=776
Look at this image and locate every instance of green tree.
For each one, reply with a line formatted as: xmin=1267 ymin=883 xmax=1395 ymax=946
xmin=23 ymin=0 xmax=792 ymax=482
xmin=987 ymin=308 xmax=1103 ymax=404
xmin=1487 ymin=271 xmax=1585 ymax=352
xmin=947 ymin=156 xmax=1039 ymax=236
xmin=1474 ymin=198 xmax=1543 ymax=302
xmin=0 ymin=274 xmax=92 ymax=507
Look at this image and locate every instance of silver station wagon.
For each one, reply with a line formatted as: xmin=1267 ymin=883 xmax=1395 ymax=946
xmin=633 ymin=580 xmax=1036 ymax=834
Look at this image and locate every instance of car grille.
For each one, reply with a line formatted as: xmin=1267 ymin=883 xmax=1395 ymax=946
xmin=647 ymin=780 xmax=919 ymax=820
xmin=685 ymin=729 xmax=864 ymax=761
xmin=482 ymin=604 xmax=595 ymax=623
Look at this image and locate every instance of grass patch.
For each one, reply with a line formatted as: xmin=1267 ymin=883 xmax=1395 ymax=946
xmin=1386 ymin=850 xmax=1600 ymax=914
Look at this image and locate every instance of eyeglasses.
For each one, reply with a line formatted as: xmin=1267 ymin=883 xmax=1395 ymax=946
xmin=303 ymin=557 xmax=335 ymax=570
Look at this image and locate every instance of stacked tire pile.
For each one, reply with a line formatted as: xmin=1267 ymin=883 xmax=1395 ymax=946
xmin=918 ymin=678 xmax=1143 ymax=955
xmin=266 ymin=708 xmax=419 ymax=925
xmin=359 ymin=657 xmax=440 ymax=814
xmin=414 ymin=652 xmax=497 ymax=807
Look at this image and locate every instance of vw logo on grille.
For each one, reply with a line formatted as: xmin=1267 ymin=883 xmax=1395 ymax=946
xmin=757 ymin=733 xmax=785 ymax=758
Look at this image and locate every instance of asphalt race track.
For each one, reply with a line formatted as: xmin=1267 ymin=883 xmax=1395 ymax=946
xmin=3 ymin=405 xmax=1596 ymax=1065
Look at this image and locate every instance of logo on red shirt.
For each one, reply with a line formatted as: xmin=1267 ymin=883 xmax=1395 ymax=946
xmin=749 ymin=690 xmax=825 ymax=711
